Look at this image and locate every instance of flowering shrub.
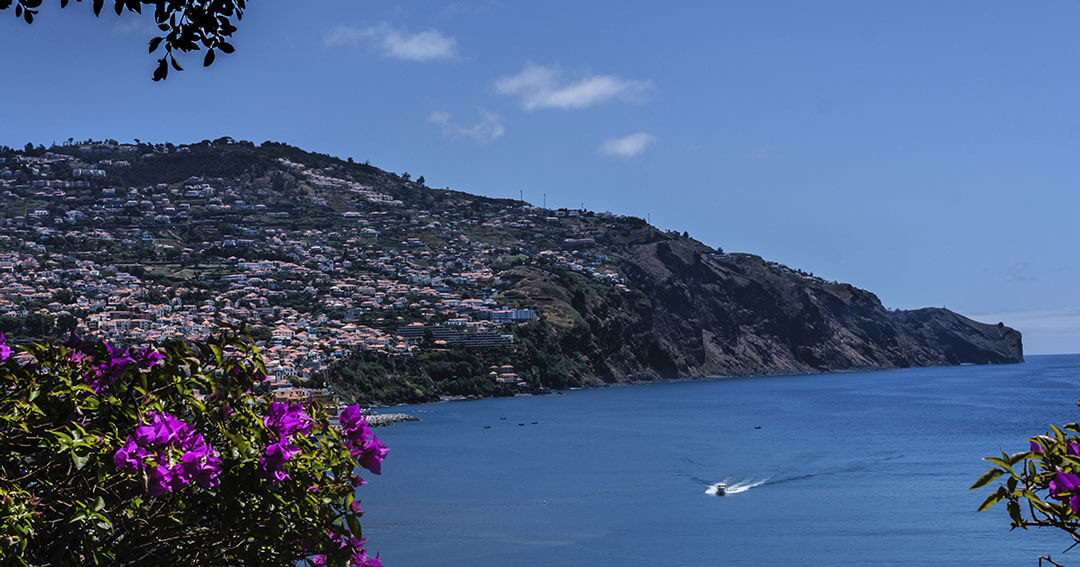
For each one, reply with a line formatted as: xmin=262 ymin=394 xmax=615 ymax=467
xmin=973 ymin=420 xmax=1080 ymax=559
xmin=0 ymin=329 xmax=387 ymax=566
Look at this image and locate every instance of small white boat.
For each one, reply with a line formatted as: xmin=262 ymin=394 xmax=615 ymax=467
xmin=714 ymin=482 xmax=727 ymax=496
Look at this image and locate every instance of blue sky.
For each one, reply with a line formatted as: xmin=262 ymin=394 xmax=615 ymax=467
xmin=1 ymin=1 xmax=1078 ymax=353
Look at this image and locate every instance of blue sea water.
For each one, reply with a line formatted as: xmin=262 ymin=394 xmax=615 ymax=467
xmin=361 ymin=355 xmax=1080 ymax=566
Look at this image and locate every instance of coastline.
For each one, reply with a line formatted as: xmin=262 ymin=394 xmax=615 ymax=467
xmin=364 ymin=357 xmax=1033 ymax=410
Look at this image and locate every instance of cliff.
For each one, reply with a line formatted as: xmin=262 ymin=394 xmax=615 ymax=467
xmin=496 ymin=228 xmax=1022 ymax=386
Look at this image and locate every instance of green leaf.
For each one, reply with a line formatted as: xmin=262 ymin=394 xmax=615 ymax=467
xmin=218 ymin=41 xmax=235 ymax=54
xmin=1051 ymin=424 xmax=1066 ymax=443
xmin=222 ymin=429 xmax=251 ymax=456
xmin=1008 ymin=500 xmax=1023 ymax=526
xmin=203 ymin=49 xmax=215 ymax=67
xmin=149 ymin=36 xmax=163 ymax=53
xmin=970 ymin=468 xmax=1003 ymax=490
xmin=346 ymin=512 xmax=363 ymax=540
xmin=208 ymin=343 xmax=223 ymax=364
xmin=72 ymin=445 xmax=91 ymax=470
xmin=977 ymin=487 xmax=1007 ymax=511
xmin=1008 ymin=451 xmax=1030 ymax=465
xmin=983 ymin=457 xmax=1013 ymax=475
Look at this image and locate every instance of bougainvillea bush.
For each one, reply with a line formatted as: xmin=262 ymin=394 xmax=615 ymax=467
xmin=0 ymin=330 xmax=387 ymax=566
xmin=972 ymin=415 xmax=1080 ymax=561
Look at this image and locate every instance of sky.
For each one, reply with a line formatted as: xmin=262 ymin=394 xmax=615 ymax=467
xmin=1 ymin=1 xmax=1078 ymax=353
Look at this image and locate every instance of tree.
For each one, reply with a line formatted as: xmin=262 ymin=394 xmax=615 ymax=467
xmin=0 ymin=329 xmax=388 ymax=566
xmin=1 ymin=0 xmax=244 ymax=80
xmin=973 ymin=417 xmax=1080 ymax=565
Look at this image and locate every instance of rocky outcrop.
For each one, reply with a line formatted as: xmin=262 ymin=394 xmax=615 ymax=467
xmin=500 ymin=231 xmax=1022 ymax=385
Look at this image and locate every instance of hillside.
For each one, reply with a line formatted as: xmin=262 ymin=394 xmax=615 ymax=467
xmin=0 ymin=139 xmax=1022 ymax=403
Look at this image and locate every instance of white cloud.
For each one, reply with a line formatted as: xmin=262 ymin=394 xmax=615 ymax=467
xmin=112 ymin=17 xmax=155 ymax=36
xmin=598 ymin=132 xmax=658 ymax=157
xmin=494 ymin=63 xmax=652 ymax=110
xmin=1003 ymin=262 xmax=1033 ymax=282
xmin=324 ymin=24 xmax=457 ymax=61
xmin=427 ymin=110 xmax=504 ymax=144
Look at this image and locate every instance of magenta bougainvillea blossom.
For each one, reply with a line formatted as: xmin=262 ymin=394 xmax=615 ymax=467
xmin=1050 ymin=470 xmax=1080 ymax=514
xmin=83 ymin=342 xmax=164 ymax=393
xmin=264 ymin=401 xmax=314 ymax=437
xmin=114 ymin=411 xmax=223 ymax=496
xmin=339 ymin=405 xmax=389 ymax=475
xmin=259 ymin=402 xmax=314 ymax=482
xmin=0 ymin=332 xmax=10 ymax=362
xmin=327 ymin=531 xmax=383 ymax=567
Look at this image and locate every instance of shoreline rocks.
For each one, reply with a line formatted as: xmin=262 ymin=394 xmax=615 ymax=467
xmin=365 ymin=412 xmax=420 ymax=427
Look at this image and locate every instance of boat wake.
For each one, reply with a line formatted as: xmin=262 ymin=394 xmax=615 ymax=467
xmin=705 ymin=478 xmax=769 ymax=496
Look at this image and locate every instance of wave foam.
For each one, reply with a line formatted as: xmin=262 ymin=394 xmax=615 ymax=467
xmin=705 ymin=477 xmax=769 ymax=496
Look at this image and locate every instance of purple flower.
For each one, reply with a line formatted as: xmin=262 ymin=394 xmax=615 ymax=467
xmin=64 ymin=331 xmax=84 ymax=348
xmin=146 ymin=464 xmax=174 ymax=497
xmin=135 ymin=412 xmax=193 ymax=446
xmin=1050 ymin=471 xmax=1080 ymax=499
xmin=1068 ymin=442 xmax=1080 ymax=457
xmin=1030 ymin=441 xmax=1044 ymax=455
xmin=133 ymin=346 xmax=165 ymax=368
xmin=258 ymin=402 xmax=314 ymax=482
xmin=311 ymin=556 xmax=327 ymax=566
xmin=350 ymin=499 xmax=364 ymax=515
xmin=177 ymin=434 xmax=224 ymax=489
xmin=113 ymin=438 xmax=144 ymax=471
xmin=264 ymin=402 xmax=313 ymax=437
xmin=83 ymin=342 xmax=137 ymax=393
xmin=259 ymin=434 xmax=300 ymax=482
xmin=0 ymin=332 xmax=10 ymax=362
xmin=105 ymin=342 xmax=135 ymax=368
xmin=355 ymin=436 xmax=389 ymax=476
xmin=339 ymin=405 xmax=388 ymax=475
xmin=340 ymin=405 xmax=367 ymax=437
xmin=350 ymin=551 xmax=383 ymax=567
xmin=114 ymin=411 xmax=222 ymax=496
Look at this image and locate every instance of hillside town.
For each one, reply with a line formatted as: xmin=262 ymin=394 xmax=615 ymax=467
xmin=0 ymin=140 xmax=635 ymax=398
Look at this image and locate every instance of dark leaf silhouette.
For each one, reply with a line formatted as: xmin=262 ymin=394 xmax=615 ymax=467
xmin=4 ymin=0 xmax=246 ymax=80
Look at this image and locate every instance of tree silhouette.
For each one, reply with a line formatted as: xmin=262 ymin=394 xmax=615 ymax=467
xmin=1 ymin=0 xmax=244 ymax=80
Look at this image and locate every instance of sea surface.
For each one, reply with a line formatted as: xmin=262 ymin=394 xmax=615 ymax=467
xmin=361 ymin=355 xmax=1080 ymax=566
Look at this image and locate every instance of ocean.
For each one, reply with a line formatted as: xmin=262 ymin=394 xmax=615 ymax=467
xmin=361 ymin=355 xmax=1080 ymax=566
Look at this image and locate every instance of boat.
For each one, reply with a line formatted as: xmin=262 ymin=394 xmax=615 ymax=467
xmin=713 ymin=482 xmax=727 ymax=496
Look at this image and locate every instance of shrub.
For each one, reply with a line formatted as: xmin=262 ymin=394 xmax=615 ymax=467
xmin=973 ymin=417 xmax=1080 ymax=563
xmin=0 ymin=329 xmax=387 ymax=566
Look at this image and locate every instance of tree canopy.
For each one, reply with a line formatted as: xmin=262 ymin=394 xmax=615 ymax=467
xmin=1 ymin=0 xmax=244 ymax=80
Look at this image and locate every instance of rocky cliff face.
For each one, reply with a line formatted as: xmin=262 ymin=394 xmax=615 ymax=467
xmin=500 ymin=229 xmax=1022 ymax=384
